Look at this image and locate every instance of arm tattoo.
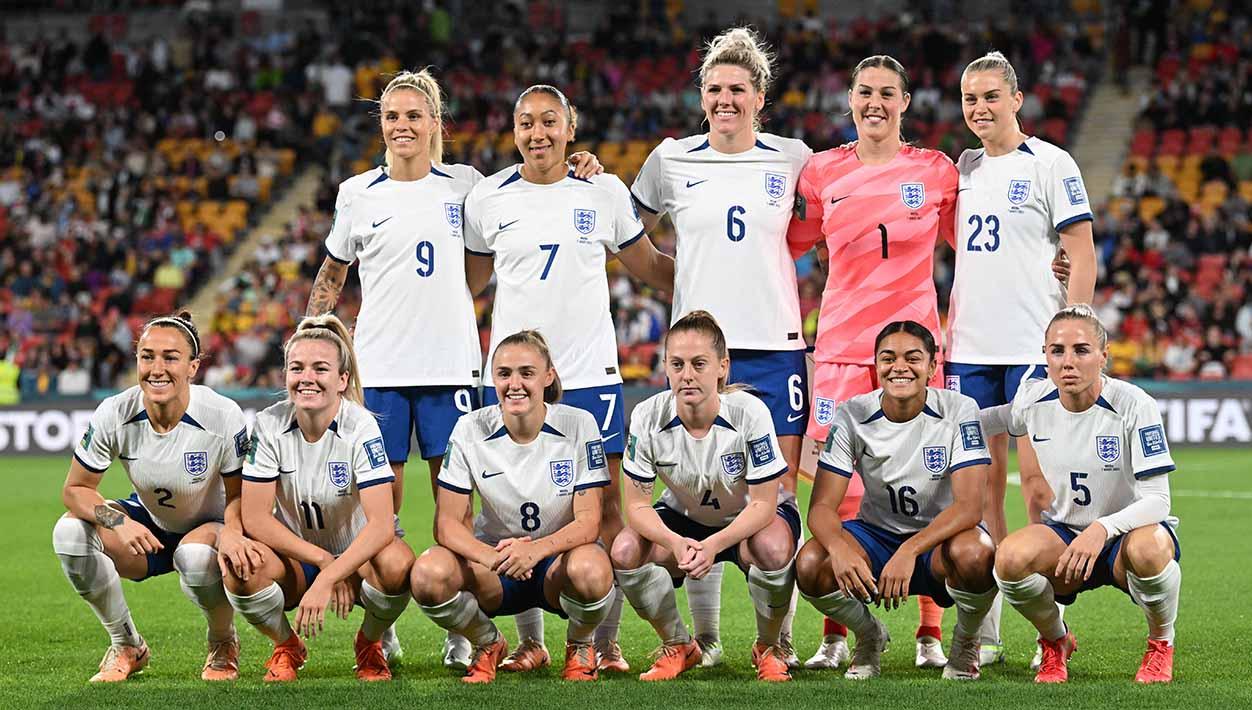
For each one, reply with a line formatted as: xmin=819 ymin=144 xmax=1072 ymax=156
xmin=306 ymin=258 xmax=349 ymax=316
xmin=93 ymin=504 xmax=125 ymax=529
xmin=630 ymin=477 xmax=655 ymax=496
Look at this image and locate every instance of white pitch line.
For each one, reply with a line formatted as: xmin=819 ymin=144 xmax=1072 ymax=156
xmin=1006 ymin=472 xmax=1252 ymax=499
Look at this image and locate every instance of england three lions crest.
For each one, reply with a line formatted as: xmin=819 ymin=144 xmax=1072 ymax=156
xmin=1007 ymin=179 xmax=1031 ymax=205
xmin=574 ymin=209 xmax=596 ymax=235
xmin=721 ymin=452 xmax=746 ymax=479
xmin=444 ymin=203 xmax=462 ymax=229
xmin=765 ymin=172 xmax=787 ymax=200
xmin=328 ymin=461 xmax=350 ymax=488
xmin=900 ymin=182 xmax=925 ymax=210
xmin=550 ymin=459 xmax=574 ymax=487
xmin=923 ymin=446 xmax=947 ymax=474
xmin=184 ymin=451 xmax=209 ymax=478
xmin=1096 ymin=435 xmax=1121 ymax=463
xmin=815 ymin=397 xmax=836 ymax=426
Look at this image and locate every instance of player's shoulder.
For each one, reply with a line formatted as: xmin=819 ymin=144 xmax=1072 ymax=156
xmin=1099 ymin=376 xmax=1156 ymax=415
xmin=662 ymin=134 xmax=708 ymax=156
xmin=1023 ymin=136 xmax=1075 ymax=166
xmin=902 ymin=143 xmax=956 ymax=170
xmin=94 ymin=385 xmax=145 ymax=427
xmin=335 ymin=399 xmax=380 ymax=437
xmin=253 ymin=400 xmax=296 ymax=435
xmin=337 ymin=166 xmax=387 ymax=196
xmin=583 ymin=171 xmax=630 ymax=195
xmin=468 ymin=165 xmax=522 ymax=199
xmin=755 ymin=132 xmax=811 ymax=159
xmin=633 ymin=390 xmax=677 ymax=430
xmin=840 ymin=390 xmax=886 ymax=423
xmin=927 ymin=387 xmax=981 ymax=418
xmin=956 ymin=147 xmax=986 ymax=173
xmin=1014 ymin=377 xmax=1057 ymax=408
xmin=452 ymin=405 xmax=503 ymax=441
xmin=810 ymin=142 xmax=858 ymax=167
xmin=186 ymin=385 xmax=245 ymax=432
xmin=546 ymin=402 xmax=600 ymax=437
xmin=431 ymin=162 xmax=486 ymax=191
xmin=721 ymin=389 xmax=774 ymax=423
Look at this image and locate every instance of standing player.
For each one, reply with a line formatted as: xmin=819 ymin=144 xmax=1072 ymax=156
xmin=630 ymin=27 xmax=811 ymax=667
xmin=946 ymin=51 xmax=1097 ymax=667
xmin=984 ymin=306 xmax=1179 ymax=684
xmin=463 ymin=84 xmax=674 ymax=672
xmin=304 ymin=69 xmax=602 ymax=668
xmin=787 ymin=55 xmax=957 ymax=669
xmin=223 ymin=316 xmax=415 ymax=682
xmin=54 ymin=312 xmax=257 ymax=682
xmin=796 ymin=321 xmax=997 ymax=680
xmin=410 ymin=330 xmax=615 ymax=684
xmin=613 ymin=311 xmax=798 ymax=682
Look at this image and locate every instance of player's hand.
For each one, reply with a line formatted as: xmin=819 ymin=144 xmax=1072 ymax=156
xmin=1051 ymin=248 xmax=1071 ymax=284
xmin=1056 ymin=522 xmax=1106 ymax=585
xmin=828 ymin=540 xmax=877 ymax=604
xmin=495 ymin=538 xmax=541 ymax=580
xmin=567 ymin=151 xmax=604 ymax=179
xmin=294 ymin=580 xmax=333 ymax=640
xmin=679 ymin=538 xmax=718 ymax=580
xmin=877 ymin=549 xmax=915 ymax=610
xmin=666 ymin=536 xmax=701 ymax=569
xmin=217 ymin=527 xmax=265 ymax=581
xmin=115 ymin=517 xmax=164 ymax=557
xmin=329 ymin=578 xmax=355 ymax=620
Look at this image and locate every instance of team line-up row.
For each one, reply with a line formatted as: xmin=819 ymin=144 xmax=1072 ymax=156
xmin=51 ymin=28 xmax=1176 ymax=686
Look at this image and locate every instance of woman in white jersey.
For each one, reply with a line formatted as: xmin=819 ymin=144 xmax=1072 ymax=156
xmin=630 ymin=29 xmax=811 ymax=667
xmin=944 ymin=51 xmax=1097 ymax=666
xmin=55 ymin=311 xmax=256 ymax=682
xmin=411 ymin=330 xmax=616 ymax=684
xmin=463 ymin=84 xmax=674 ymax=672
xmin=613 ymin=311 xmax=798 ymax=683
xmin=985 ymin=306 xmax=1180 ymax=684
xmin=223 ymin=316 xmax=414 ymax=683
xmin=796 ymin=321 xmax=998 ymax=681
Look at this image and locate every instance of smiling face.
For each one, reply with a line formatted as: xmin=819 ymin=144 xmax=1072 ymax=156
xmin=136 ymin=326 xmax=198 ymax=406
xmin=1044 ymin=319 xmax=1107 ymax=397
xmin=514 ymin=91 xmax=573 ymax=176
xmin=875 ymin=331 xmax=935 ymax=403
xmin=961 ymin=70 xmax=1023 ymax=147
xmin=492 ymin=342 xmax=555 ymax=419
xmin=380 ymin=87 xmax=436 ymax=163
xmin=701 ymin=63 xmax=763 ymax=142
xmin=849 ymin=66 xmax=910 ymax=143
xmin=665 ymin=329 xmax=729 ymax=410
xmin=285 ymin=338 xmax=348 ymax=416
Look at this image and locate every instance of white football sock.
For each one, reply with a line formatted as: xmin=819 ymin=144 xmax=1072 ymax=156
xmin=945 ymin=582 xmax=998 ymax=639
xmin=686 ymin=561 xmax=723 ymax=641
xmin=421 ymin=591 xmax=498 ymax=647
xmin=1127 ymin=560 xmax=1181 ymax=644
xmin=995 ymin=571 xmax=1066 ymax=641
xmin=53 ymin=516 xmax=142 ymax=647
xmin=514 ymin=606 xmax=545 ymax=645
xmin=748 ymin=564 xmax=795 ymax=646
xmin=226 ymin=582 xmax=292 ymax=644
xmin=561 ymin=588 xmax=614 ymax=644
xmin=173 ymin=542 xmax=235 ymax=643
xmin=802 ymin=589 xmax=877 ymax=639
xmin=359 ymin=579 xmax=411 ymax=642
xmin=616 ymin=563 xmax=688 ymax=644
xmin=593 ymin=584 xmax=624 ymax=649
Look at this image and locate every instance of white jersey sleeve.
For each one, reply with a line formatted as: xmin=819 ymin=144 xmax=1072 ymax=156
xmin=1127 ymin=388 xmax=1176 ymax=480
xmin=574 ymin=414 xmax=611 ymax=490
xmin=352 ymin=420 xmax=394 ymax=490
xmin=1046 ymin=150 xmax=1094 ymax=232
xmin=949 ymin=396 xmax=991 ymax=472
xmin=631 ymin=140 xmax=672 ymax=216
xmin=324 ymin=174 xmax=361 ymax=263
xmin=74 ymin=402 xmax=119 ymax=474
xmin=623 ymin=398 xmax=657 ymax=481
xmin=243 ymin=413 xmax=281 ymax=482
xmin=437 ymin=419 xmax=476 ymax=494
xmin=463 ymin=187 xmax=491 ymax=256
xmin=605 ymin=174 xmax=646 ymax=253
xmin=815 ymin=403 xmax=857 ymax=479
xmin=742 ymin=395 xmax=788 ymax=483
xmin=218 ymin=406 xmax=249 ymax=476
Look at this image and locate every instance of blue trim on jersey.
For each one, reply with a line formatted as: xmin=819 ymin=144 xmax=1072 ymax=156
xmin=921 ymin=404 xmax=942 ymax=419
xmin=284 ymin=418 xmax=300 ymax=433
xmin=817 ymin=459 xmax=853 ymax=478
xmin=713 ymin=416 xmax=736 ymax=431
xmin=436 ymin=479 xmax=473 ymax=495
xmin=623 ymin=467 xmax=654 ymax=483
xmin=661 ymin=416 xmax=685 ymax=432
xmin=750 ymin=466 xmax=789 ymax=484
xmin=125 ymin=410 xmax=148 ymax=425
xmin=1056 ymin=212 xmax=1094 ymax=232
xmin=1135 ymin=464 xmax=1175 ymax=480
xmin=574 ymin=480 xmax=611 ymax=492
xmin=356 ymin=475 xmax=395 ymax=490
xmin=658 ymin=414 xmax=734 ymax=432
xmin=618 ymin=229 xmax=645 ymax=250
xmin=486 ymin=425 xmax=510 ymax=441
xmin=688 ymin=139 xmax=711 ymax=152
xmin=1017 ymin=142 xmax=1035 ymax=155
xmin=565 ymin=170 xmax=591 ymax=184
xmin=754 ymin=138 xmax=779 ymax=152
xmin=1095 ymin=395 xmax=1117 ymax=414
xmin=430 ymin=165 xmax=453 ymax=179
xmin=949 ymin=457 xmax=992 ymax=473
xmin=178 ymin=413 xmax=205 ymax=430
xmin=367 ymin=171 xmax=390 ymax=189
xmin=499 ymin=170 xmax=524 ymax=189
xmin=326 ymin=248 xmax=352 ymax=265
xmin=631 ymin=191 xmax=658 ymax=214
xmin=73 ymin=452 xmax=107 ymax=474
xmin=861 ymin=409 xmax=886 ymax=424
xmin=221 ymin=467 xmax=242 ymax=478
xmin=541 ymin=422 xmax=566 ymax=437
xmin=241 ymin=473 xmax=276 ymax=483
xmin=465 ymin=246 xmax=493 ymax=257
xmin=1036 ymin=389 xmax=1061 ymax=404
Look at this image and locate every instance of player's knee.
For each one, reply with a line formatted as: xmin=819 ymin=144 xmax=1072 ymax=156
xmin=947 ymin=531 xmax=996 ymax=588
xmin=410 ymin=546 xmax=457 ymax=604
xmin=993 ymin=536 xmax=1036 ymax=582
xmin=564 ymin=544 xmax=613 ymax=598
xmin=1122 ymin=526 xmax=1173 ymax=577
xmin=173 ymin=542 xmax=222 ymax=587
xmin=746 ymin=528 xmax=795 ymax=571
xmin=794 ymin=539 xmax=830 ymax=595
xmin=52 ymin=514 xmax=99 ymax=557
xmin=609 ymin=530 xmax=646 ymax=570
xmin=371 ymin=541 xmax=416 ymax=593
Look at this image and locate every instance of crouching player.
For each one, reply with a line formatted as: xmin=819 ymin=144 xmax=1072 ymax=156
xmin=225 ymin=315 xmax=414 ymax=682
xmin=986 ymin=305 xmax=1180 ymax=684
xmin=796 ymin=321 xmax=998 ymax=680
xmin=613 ymin=311 xmax=799 ymax=682
xmin=411 ymin=330 xmax=615 ymax=683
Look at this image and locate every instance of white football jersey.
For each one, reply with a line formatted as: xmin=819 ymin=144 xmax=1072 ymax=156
xmin=465 ymin=167 xmax=644 ymax=389
xmin=244 ymin=398 xmax=394 ymax=555
xmin=1009 ymin=377 xmax=1176 ymax=531
xmin=632 ymin=134 xmax=811 ymax=351
xmin=438 ymin=403 xmax=610 ymax=544
xmin=325 ymin=163 xmax=484 ymax=387
xmin=817 ymin=388 xmax=991 ymax=535
xmin=948 ymin=137 xmax=1094 ymax=364
xmin=623 ymin=389 xmax=791 ymax=527
xmin=74 ymin=385 xmax=249 ymax=534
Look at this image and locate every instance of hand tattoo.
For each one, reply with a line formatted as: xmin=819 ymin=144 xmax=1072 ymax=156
xmin=94 ymin=504 xmax=125 ymax=529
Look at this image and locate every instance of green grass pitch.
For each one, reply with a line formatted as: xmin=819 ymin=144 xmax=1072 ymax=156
xmin=2 ymin=449 xmax=1250 ymax=709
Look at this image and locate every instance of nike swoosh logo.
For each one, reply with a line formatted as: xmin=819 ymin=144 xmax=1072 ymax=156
xmin=601 ymin=433 xmax=620 ymax=442
xmin=481 ymin=470 xmax=506 ymax=479
xmin=499 ymin=219 xmax=520 ymax=230
xmin=786 ymin=413 xmax=804 ymax=423
xmin=958 ymin=187 xmax=972 ymax=193
xmin=830 ymin=195 xmax=851 ymax=205
xmin=372 ymin=217 xmax=393 ymax=228
xmin=686 ymin=179 xmax=708 ymax=188
xmin=119 ymin=454 xmax=138 ymax=461
xmin=1031 ymin=435 xmax=1050 ymax=443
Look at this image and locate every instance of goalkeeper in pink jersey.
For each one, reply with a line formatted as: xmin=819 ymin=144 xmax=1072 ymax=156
xmin=787 ymin=55 xmax=957 ymax=671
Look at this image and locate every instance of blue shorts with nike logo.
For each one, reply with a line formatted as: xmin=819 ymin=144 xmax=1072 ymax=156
xmin=727 ymin=348 xmax=809 ymax=437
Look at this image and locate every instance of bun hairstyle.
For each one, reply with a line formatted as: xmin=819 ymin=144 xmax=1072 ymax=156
xmin=141 ymin=310 xmax=202 ymax=359
xmin=873 ymin=320 xmax=938 ymax=362
xmin=495 ymin=329 xmax=563 ymax=403
xmin=380 ymin=68 xmax=446 ymax=167
xmin=699 ymin=27 xmax=774 ymax=131
xmin=514 ymin=84 xmax=579 ymax=134
xmin=284 ymin=314 xmax=364 ymax=404
xmin=962 ymin=50 xmax=1020 ymax=95
xmin=664 ymin=309 xmax=738 ymax=390
xmin=1046 ymin=304 xmax=1108 ymax=349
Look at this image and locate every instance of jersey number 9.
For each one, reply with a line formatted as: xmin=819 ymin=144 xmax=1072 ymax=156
xmin=416 ymin=241 xmax=435 ymax=276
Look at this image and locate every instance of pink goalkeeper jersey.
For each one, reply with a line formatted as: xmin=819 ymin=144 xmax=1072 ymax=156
xmin=789 ymin=144 xmax=957 ymax=365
